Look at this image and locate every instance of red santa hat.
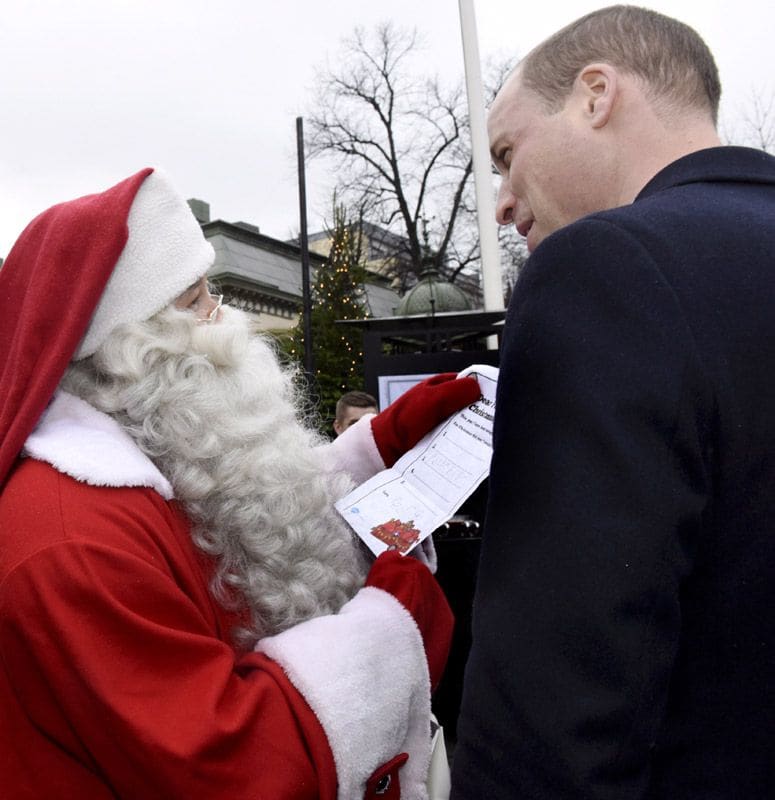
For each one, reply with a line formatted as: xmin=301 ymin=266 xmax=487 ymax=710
xmin=0 ymin=167 xmax=215 ymax=488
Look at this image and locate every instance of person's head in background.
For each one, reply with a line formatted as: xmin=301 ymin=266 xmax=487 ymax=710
xmin=334 ymin=391 xmax=378 ymax=436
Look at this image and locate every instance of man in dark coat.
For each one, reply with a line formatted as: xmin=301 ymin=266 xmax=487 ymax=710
xmin=452 ymin=5 xmax=775 ymax=799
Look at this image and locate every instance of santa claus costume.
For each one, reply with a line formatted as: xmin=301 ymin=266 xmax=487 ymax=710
xmin=0 ymin=168 xmax=480 ymax=799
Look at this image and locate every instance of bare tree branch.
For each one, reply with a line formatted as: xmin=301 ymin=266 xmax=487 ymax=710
xmin=721 ymin=86 xmax=775 ymax=153
xmin=307 ymin=25 xmax=522 ymax=302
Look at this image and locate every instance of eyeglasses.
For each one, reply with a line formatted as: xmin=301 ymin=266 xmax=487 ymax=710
xmin=197 ymin=294 xmax=223 ymax=324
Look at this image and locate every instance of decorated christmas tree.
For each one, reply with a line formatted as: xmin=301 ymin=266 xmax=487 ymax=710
xmin=287 ymin=205 xmax=369 ymax=433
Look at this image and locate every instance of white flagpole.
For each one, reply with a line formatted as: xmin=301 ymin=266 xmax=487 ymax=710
xmin=458 ymin=0 xmax=504 ymax=313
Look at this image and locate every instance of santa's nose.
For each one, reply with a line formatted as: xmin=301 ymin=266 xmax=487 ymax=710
xmin=198 ymin=293 xmax=223 ymax=324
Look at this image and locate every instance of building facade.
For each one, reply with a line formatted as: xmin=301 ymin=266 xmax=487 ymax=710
xmin=188 ymin=200 xmax=401 ymax=332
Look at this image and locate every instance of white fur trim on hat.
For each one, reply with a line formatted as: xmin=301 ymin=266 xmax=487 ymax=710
xmin=75 ymin=168 xmax=215 ymax=359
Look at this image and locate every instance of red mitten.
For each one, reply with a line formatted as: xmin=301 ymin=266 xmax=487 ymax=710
xmin=365 ymin=550 xmax=454 ymax=691
xmin=371 ymin=373 xmax=481 ymax=467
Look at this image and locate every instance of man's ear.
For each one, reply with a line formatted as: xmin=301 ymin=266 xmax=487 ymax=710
xmin=576 ymin=63 xmax=618 ymax=129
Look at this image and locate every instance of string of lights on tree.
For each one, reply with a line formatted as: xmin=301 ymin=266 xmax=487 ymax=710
xmin=286 ymin=205 xmax=369 ymax=431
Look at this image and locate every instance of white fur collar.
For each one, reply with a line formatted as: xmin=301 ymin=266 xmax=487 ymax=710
xmin=23 ymin=390 xmax=173 ymax=499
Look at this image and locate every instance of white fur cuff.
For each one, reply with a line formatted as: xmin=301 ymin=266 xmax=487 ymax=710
xmin=319 ymin=413 xmax=385 ymax=488
xmin=257 ymin=586 xmax=432 ymax=800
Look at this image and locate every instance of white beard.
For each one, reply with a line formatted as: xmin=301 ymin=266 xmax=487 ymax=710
xmin=62 ymin=306 xmax=369 ymax=647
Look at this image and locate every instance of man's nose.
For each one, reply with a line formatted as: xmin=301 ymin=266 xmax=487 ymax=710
xmin=495 ymin=180 xmax=516 ymax=226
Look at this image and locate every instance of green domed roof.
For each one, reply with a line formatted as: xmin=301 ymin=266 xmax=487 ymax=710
xmin=395 ymin=263 xmax=472 ymax=316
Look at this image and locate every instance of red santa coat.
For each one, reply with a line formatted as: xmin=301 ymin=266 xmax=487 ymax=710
xmin=0 ymin=392 xmax=433 ymax=799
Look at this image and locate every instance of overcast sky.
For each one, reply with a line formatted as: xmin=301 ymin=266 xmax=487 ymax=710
xmin=1 ymin=0 xmax=772 ymax=258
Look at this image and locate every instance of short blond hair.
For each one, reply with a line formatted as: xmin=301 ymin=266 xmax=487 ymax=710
xmin=520 ymin=5 xmax=721 ymax=125
xmin=335 ymin=390 xmax=378 ymax=423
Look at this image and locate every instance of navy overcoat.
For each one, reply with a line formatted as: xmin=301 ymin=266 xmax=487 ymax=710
xmin=452 ymin=147 xmax=775 ymax=799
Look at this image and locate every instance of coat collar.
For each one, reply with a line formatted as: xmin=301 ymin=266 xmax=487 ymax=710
xmin=23 ymin=390 xmax=174 ymax=499
xmin=637 ymin=146 xmax=775 ymax=201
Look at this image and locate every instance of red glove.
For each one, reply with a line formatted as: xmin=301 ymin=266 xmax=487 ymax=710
xmin=365 ymin=550 xmax=454 ymax=691
xmin=371 ymin=373 xmax=481 ymax=467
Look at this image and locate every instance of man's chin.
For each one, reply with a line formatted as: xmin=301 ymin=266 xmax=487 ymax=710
xmin=526 ymin=225 xmax=540 ymax=253
xmin=526 ymin=222 xmax=560 ymax=253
